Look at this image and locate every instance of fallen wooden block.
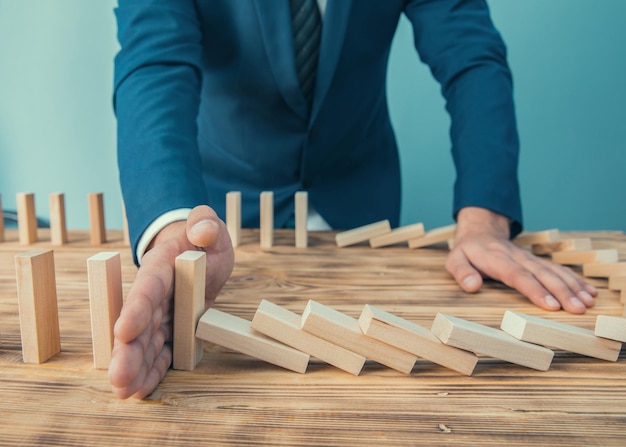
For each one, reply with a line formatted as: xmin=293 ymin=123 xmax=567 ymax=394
xmin=431 ymin=313 xmax=553 ymax=371
xmin=49 ymin=193 xmax=68 ymax=245
xmin=196 ymin=308 xmax=310 ymax=373
xmin=358 ymin=305 xmax=477 ymax=375
xmin=595 ymin=315 xmax=626 ymax=343
xmin=531 ymin=238 xmax=592 ymax=255
xmin=407 ymin=224 xmax=456 ymax=249
xmin=608 ymin=275 xmax=626 ymax=291
xmin=369 ymin=222 xmax=425 ymax=248
xmin=260 ymin=191 xmax=273 ymax=248
xmin=294 ymin=191 xmax=308 ymax=248
xmin=226 ymin=191 xmax=241 ymax=248
xmin=335 ymin=220 xmax=391 ymax=247
xmin=551 ymin=249 xmax=618 ymax=265
xmin=301 ymin=300 xmax=417 ymax=374
xmin=251 ymin=299 xmax=365 ymax=375
xmin=501 ymin=311 xmax=621 ymax=362
xmin=17 ymin=192 xmax=38 ymax=244
xmin=512 ymin=229 xmax=560 ymax=247
xmin=88 ymin=193 xmax=106 ymax=245
xmin=583 ymin=262 xmax=626 ymax=278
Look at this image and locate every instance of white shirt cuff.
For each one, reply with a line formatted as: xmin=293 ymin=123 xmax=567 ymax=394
xmin=136 ymin=208 xmax=192 ymax=264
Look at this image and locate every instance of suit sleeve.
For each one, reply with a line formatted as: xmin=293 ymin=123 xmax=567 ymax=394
xmin=114 ymin=0 xmax=208 ymax=264
xmin=404 ymin=0 xmax=523 ymax=236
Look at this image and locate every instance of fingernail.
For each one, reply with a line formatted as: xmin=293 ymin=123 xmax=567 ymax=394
xmin=462 ymin=275 xmax=480 ymax=289
xmin=544 ymin=295 xmax=561 ymax=309
xmin=585 ymin=284 xmax=598 ymax=295
xmin=569 ymin=296 xmax=585 ymax=310
xmin=578 ymin=290 xmax=594 ymax=305
xmin=190 ymin=219 xmax=216 ymax=237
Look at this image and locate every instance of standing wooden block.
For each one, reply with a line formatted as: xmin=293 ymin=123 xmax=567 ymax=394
xmin=88 ymin=193 xmax=106 ymax=245
xmin=294 ymin=191 xmax=308 ymax=248
xmin=252 ymin=299 xmax=365 ymax=375
xmin=49 ymin=193 xmax=68 ymax=245
xmin=121 ymin=202 xmax=130 ymax=246
xmin=0 ymin=193 xmax=5 ymax=242
xmin=369 ymin=222 xmax=425 ymax=248
xmin=358 ymin=305 xmax=477 ymax=376
xmin=512 ymin=229 xmax=560 ymax=247
xmin=17 ymin=192 xmax=38 ymax=244
xmin=196 ymin=308 xmax=310 ymax=373
xmin=226 ymin=191 xmax=241 ymax=248
xmin=87 ymin=252 xmax=123 ymax=369
xmin=608 ymin=275 xmax=626 ymax=291
xmin=301 ymin=300 xmax=417 ymax=374
xmin=431 ymin=313 xmax=553 ymax=371
xmin=551 ymin=249 xmax=618 ymax=265
xmin=260 ymin=191 xmax=273 ymax=248
xmin=335 ymin=220 xmax=391 ymax=247
xmin=173 ymin=250 xmax=206 ymax=371
xmin=15 ymin=249 xmax=61 ymax=363
xmin=583 ymin=262 xmax=626 ymax=278
xmin=531 ymin=238 xmax=592 ymax=256
xmin=501 ymin=311 xmax=621 ymax=362
xmin=407 ymin=224 xmax=456 ymax=249
xmin=595 ymin=315 xmax=626 ymax=343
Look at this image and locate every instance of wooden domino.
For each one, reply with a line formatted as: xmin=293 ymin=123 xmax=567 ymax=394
xmin=88 ymin=193 xmax=106 ymax=245
xmin=173 ymin=251 xmax=206 ymax=371
xmin=0 ymin=193 xmax=4 ymax=242
xmin=583 ymin=262 xmax=626 ymax=278
xmin=15 ymin=249 xmax=61 ymax=363
xmin=49 ymin=193 xmax=68 ymax=245
xmin=608 ymin=275 xmax=626 ymax=291
xmin=407 ymin=224 xmax=456 ymax=249
xmin=531 ymin=238 xmax=592 ymax=255
xmin=87 ymin=252 xmax=123 ymax=369
xmin=551 ymin=249 xmax=618 ymax=265
xmin=301 ymin=300 xmax=417 ymax=374
xmin=226 ymin=191 xmax=241 ymax=248
xmin=121 ymin=202 xmax=130 ymax=246
xmin=595 ymin=315 xmax=626 ymax=343
xmin=431 ymin=313 xmax=553 ymax=371
xmin=369 ymin=222 xmax=425 ymax=248
xmin=260 ymin=191 xmax=273 ymax=248
xmin=251 ymin=299 xmax=365 ymax=375
xmin=195 ymin=308 xmax=310 ymax=373
xmin=501 ymin=311 xmax=621 ymax=362
xmin=17 ymin=192 xmax=38 ymax=244
xmin=335 ymin=220 xmax=391 ymax=247
xmin=294 ymin=191 xmax=308 ymax=248
xmin=622 ymin=290 xmax=626 ymax=305
xmin=512 ymin=229 xmax=560 ymax=247
xmin=358 ymin=305 xmax=478 ymax=375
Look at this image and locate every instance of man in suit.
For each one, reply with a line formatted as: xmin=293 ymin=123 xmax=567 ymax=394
xmin=110 ymin=0 xmax=596 ymax=399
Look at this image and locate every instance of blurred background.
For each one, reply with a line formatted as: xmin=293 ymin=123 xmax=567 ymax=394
xmin=1 ymin=0 xmax=624 ymax=231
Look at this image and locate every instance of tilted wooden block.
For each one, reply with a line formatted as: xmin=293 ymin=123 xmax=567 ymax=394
xmin=531 ymin=238 xmax=592 ymax=256
xmin=335 ymin=220 xmax=391 ymax=247
xmin=173 ymin=251 xmax=206 ymax=371
xmin=252 ymin=299 xmax=365 ymax=375
xmin=196 ymin=308 xmax=310 ymax=373
xmin=49 ymin=193 xmax=68 ymax=245
xmin=512 ymin=229 xmax=560 ymax=247
xmin=294 ymin=191 xmax=308 ymax=248
xmin=407 ymin=224 xmax=456 ymax=249
xmin=551 ymin=249 xmax=618 ymax=265
xmin=226 ymin=191 xmax=241 ymax=248
xmin=15 ymin=249 xmax=61 ymax=363
xmin=369 ymin=222 xmax=425 ymax=248
xmin=431 ymin=313 xmax=553 ymax=371
xmin=17 ymin=192 xmax=38 ymax=244
xmin=501 ymin=311 xmax=621 ymax=362
xmin=595 ymin=315 xmax=626 ymax=343
xmin=260 ymin=191 xmax=273 ymax=248
xmin=87 ymin=252 xmax=123 ymax=369
xmin=301 ymin=300 xmax=417 ymax=374
xmin=358 ymin=305 xmax=477 ymax=375
xmin=583 ymin=262 xmax=626 ymax=278
xmin=608 ymin=275 xmax=626 ymax=291
xmin=88 ymin=193 xmax=106 ymax=245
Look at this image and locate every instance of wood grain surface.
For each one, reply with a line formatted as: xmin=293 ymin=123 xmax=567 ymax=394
xmin=1 ymin=228 xmax=625 ymax=446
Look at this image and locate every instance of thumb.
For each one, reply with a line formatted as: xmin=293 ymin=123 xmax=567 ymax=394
xmin=186 ymin=205 xmax=222 ymax=248
xmin=445 ymin=248 xmax=484 ymax=293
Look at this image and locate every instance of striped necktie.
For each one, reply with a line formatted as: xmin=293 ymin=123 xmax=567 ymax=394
xmin=289 ymin=0 xmax=322 ymax=110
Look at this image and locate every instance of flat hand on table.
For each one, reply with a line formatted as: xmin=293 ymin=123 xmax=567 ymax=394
xmin=446 ymin=207 xmax=597 ymax=314
xmin=108 ymin=205 xmax=234 ymax=399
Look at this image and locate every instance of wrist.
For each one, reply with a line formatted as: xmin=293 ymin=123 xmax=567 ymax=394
xmin=456 ymin=207 xmax=511 ymax=240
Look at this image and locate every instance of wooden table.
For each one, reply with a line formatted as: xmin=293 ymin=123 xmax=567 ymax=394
xmin=1 ymin=229 xmax=625 ymax=446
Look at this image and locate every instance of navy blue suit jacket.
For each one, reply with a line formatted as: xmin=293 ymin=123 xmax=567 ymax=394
xmin=114 ymin=0 xmax=522 ymax=260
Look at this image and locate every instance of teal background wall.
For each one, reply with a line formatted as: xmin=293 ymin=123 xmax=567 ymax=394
xmin=1 ymin=0 xmax=624 ymax=231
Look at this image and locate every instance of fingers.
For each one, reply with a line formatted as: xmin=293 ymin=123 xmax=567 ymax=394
xmin=445 ymin=249 xmax=483 ymax=293
xmin=187 ymin=205 xmax=222 ymax=248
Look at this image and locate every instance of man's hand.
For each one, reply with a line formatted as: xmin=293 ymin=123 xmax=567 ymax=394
xmin=446 ymin=207 xmax=597 ymax=313
xmin=108 ymin=205 xmax=234 ymax=399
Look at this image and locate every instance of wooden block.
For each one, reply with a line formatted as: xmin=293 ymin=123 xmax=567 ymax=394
xmin=121 ymin=202 xmax=130 ymax=246
xmin=0 ymin=193 xmax=5 ymax=242
xmin=17 ymin=192 xmax=38 ymax=244
xmin=552 ymin=249 xmax=619 ymax=265
xmin=583 ymin=262 xmax=626 ymax=278
xmin=173 ymin=251 xmax=206 ymax=371
xmin=595 ymin=315 xmax=626 ymax=343
xmin=196 ymin=308 xmax=310 ymax=373
xmin=621 ymin=289 xmax=626 ymax=305
xmin=226 ymin=191 xmax=241 ymax=248
xmin=608 ymin=275 xmax=626 ymax=291
xmin=501 ymin=311 xmax=621 ymax=362
xmin=49 ymin=193 xmax=68 ymax=245
xmin=87 ymin=252 xmax=123 ymax=369
xmin=260 ymin=191 xmax=273 ymax=248
xmin=431 ymin=313 xmax=553 ymax=371
xmin=358 ymin=305 xmax=477 ymax=375
xmin=88 ymin=193 xmax=106 ymax=245
xmin=294 ymin=191 xmax=308 ymax=248
xmin=252 ymin=299 xmax=365 ymax=375
xmin=531 ymin=238 xmax=592 ymax=255
xmin=512 ymin=229 xmax=560 ymax=247
xmin=15 ymin=249 xmax=61 ymax=363
xmin=369 ymin=222 xmax=425 ymax=248
xmin=335 ymin=220 xmax=391 ymax=247
xmin=301 ymin=300 xmax=417 ymax=374
xmin=407 ymin=224 xmax=456 ymax=249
